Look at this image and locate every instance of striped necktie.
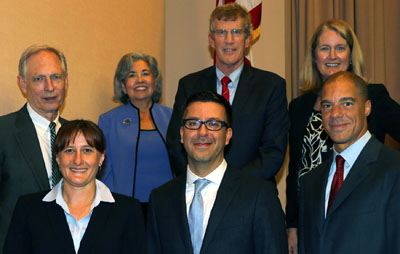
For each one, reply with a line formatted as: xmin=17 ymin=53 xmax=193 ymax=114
xmin=49 ymin=122 xmax=61 ymax=188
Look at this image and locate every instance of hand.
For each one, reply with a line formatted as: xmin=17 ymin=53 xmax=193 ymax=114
xmin=288 ymin=228 xmax=298 ymax=254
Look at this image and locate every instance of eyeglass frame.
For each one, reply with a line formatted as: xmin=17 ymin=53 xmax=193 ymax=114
xmin=213 ymin=28 xmax=244 ymax=37
xmin=182 ymin=118 xmax=229 ymax=131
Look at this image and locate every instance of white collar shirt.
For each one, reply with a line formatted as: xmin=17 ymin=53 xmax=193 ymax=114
xmin=43 ymin=179 xmax=115 ymax=253
xmin=216 ymin=63 xmax=244 ymax=105
xmin=185 ymin=159 xmax=227 ymax=239
xmin=27 ymin=102 xmax=61 ymax=187
xmin=325 ymin=131 xmax=372 ymax=216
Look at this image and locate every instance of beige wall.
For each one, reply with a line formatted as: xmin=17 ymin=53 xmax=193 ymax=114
xmin=0 ymin=0 xmax=164 ymax=122
xmin=0 ymin=0 xmax=289 ymax=206
xmin=165 ymin=1 xmax=289 ymax=207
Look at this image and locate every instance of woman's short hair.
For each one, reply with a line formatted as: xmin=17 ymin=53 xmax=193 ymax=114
xmin=113 ymin=52 xmax=162 ymax=104
xmin=54 ymin=120 xmax=106 ymax=155
xmin=301 ymin=19 xmax=366 ymax=94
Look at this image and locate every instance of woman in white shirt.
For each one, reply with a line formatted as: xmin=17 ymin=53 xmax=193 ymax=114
xmin=4 ymin=120 xmax=146 ymax=254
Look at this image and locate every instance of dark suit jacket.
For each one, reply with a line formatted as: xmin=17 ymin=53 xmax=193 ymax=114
xmin=166 ymin=64 xmax=289 ymax=181
xmin=286 ymin=84 xmax=400 ymax=228
xmin=0 ymin=104 xmax=67 ymax=252
xmin=299 ymin=137 xmax=400 ymax=254
xmin=147 ymin=165 xmax=288 ymax=254
xmin=3 ymin=192 xmax=146 ymax=254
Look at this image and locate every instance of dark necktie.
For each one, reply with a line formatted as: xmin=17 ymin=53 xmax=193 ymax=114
xmin=49 ymin=122 xmax=61 ymax=188
xmin=188 ymin=179 xmax=210 ymax=254
xmin=327 ymin=155 xmax=345 ymax=211
xmin=221 ymin=76 xmax=231 ymax=103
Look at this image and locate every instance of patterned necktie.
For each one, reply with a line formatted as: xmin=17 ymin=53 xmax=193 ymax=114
xmin=221 ymin=76 xmax=231 ymax=103
xmin=188 ymin=179 xmax=210 ymax=254
xmin=49 ymin=122 xmax=61 ymax=188
xmin=327 ymin=155 xmax=345 ymax=211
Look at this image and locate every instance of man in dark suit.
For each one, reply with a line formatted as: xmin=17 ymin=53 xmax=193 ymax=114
xmin=166 ymin=3 xmax=289 ymax=181
xmin=0 ymin=45 xmax=68 ymax=252
xmin=299 ymin=71 xmax=400 ymax=253
xmin=147 ymin=91 xmax=287 ymax=254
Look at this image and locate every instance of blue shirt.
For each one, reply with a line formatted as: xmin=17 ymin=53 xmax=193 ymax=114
xmin=324 ymin=131 xmax=372 ymax=216
xmin=43 ymin=179 xmax=115 ymax=253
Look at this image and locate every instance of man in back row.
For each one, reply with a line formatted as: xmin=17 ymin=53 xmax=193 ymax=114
xmin=299 ymin=71 xmax=400 ymax=253
xmin=0 ymin=45 xmax=68 ymax=252
xmin=148 ymin=91 xmax=287 ymax=253
xmin=166 ymin=3 xmax=289 ymax=181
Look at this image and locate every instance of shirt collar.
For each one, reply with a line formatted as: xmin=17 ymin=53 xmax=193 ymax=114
xmin=333 ymin=131 xmax=372 ymax=168
xmin=216 ymin=63 xmax=244 ymax=89
xmin=186 ymin=159 xmax=227 ymax=186
xmin=27 ymin=102 xmax=60 ymax=131
xmin=43 ymin=179 xmax=115 ymax=213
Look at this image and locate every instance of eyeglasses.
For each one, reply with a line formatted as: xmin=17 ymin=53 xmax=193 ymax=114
xmin=182 ymin=119 xmax=228 ymax=131
xmin=214 ymin=29 xmax=244 ymax=37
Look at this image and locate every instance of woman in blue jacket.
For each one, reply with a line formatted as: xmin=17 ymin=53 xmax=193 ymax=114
xmin=98 ymin=52 xmax=173 ymax=214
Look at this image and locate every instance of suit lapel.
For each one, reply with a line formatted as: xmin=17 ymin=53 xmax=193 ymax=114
xmin=310 ymin=159 xmax=331 ymax=234
xmin=45 ymin=201 xmax=76 ymax=252
xmin=78 ymin=202 xmax=112 ymax=252
xmin=174 ymin=175 xmax=194 ymax=252
xmin=201 ymin=167 xmax=240 ymax=251
xmin=231 ymin=64 xmax=253 ymax=112
xmin=326 ymin=138 xmax=380 ymax=216
xmin=201 ymin=66 xmax=218 ymax=93
xmin=15 ymin=105 xmax=50 ymax=190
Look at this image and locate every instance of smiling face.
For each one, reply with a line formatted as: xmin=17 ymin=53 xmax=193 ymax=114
xmin=18 ymin=50 xmax=68 ymax=121
xmin=56 ymin=132 xmax=105 ymax=189
xmin=122 ymin=59 xmax=155 ymax=105
xmin=209 ymin=17 xmax=251 ymax=75
xmin=315 ymin=29 xmax=351 ymax=81
xmin=180 ymin=102 xmax=232 ymax=176
xmin=321 ymin=78 xmax=371 ymax=153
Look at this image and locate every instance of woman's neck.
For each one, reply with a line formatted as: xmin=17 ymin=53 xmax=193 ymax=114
xmin=62 ymin=181 xmax=96 ymax=220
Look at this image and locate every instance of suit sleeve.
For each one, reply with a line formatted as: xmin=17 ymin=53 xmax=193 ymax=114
xmin=146 ymin=191 xmax=162 ymax=254
xmin=166 ymin=79 xmax=188 ymax=176
xmin=98 ymin=114 xmax=114 ymax=189
xmin=3 ymin=197 xmax=32 ymax=254
xmin=253 ymin=183 xmax=288 ymax=253
xmin=298 ymin=176 xmax=306 ymax=254
xmin=242 ymin=78 xmax=289 ymax=180
xmin=386 ymin=169 xmax=400 ymax=252
xmin=368 ymin=84 xmax=400 ymax=142
xmin=286 ymin=100 xmax=301 ymax=228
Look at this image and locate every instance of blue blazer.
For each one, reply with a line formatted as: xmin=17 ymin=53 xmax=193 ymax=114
xmin=98 ymin=103 xmax=172 ymax=197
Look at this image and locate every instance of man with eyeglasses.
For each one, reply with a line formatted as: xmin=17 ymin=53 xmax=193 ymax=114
xmin=166 ymin=3 xmax=289 ymax=182
xmin=147 ymin=91 xmax=287 ymax=254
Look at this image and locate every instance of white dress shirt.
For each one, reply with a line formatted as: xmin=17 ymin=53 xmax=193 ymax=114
xmin=43 ymin=179 xmax=115 ymax=253
xmin=216 ymin=63 xmax=244 ymax=105
xmin=324 ymin=131 xmax=372 ymax=216
xmin=27 ymin=103 xmax=61 ymax=187
xmin=186 ymin=159 xmax=227 ymax=239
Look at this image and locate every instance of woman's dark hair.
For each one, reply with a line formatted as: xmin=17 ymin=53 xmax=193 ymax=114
xmin=54 ymin=120 xmax=106 ymax=154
